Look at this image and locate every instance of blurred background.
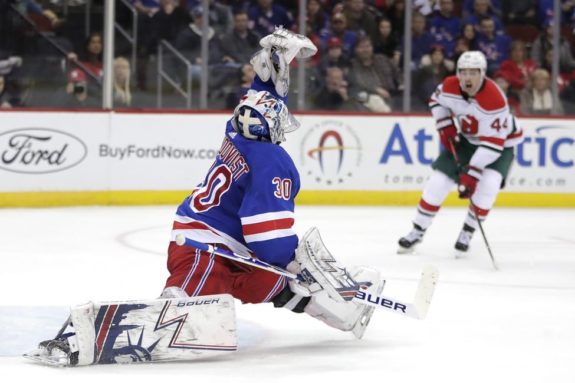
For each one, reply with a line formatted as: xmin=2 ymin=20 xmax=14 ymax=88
xmin=1 ymin=0 xmax=574 ymax=115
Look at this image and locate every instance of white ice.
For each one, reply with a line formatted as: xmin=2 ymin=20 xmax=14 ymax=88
xmin=0 ymin=205 xmax=574 ymax=383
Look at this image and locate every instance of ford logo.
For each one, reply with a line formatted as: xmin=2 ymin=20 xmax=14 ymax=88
xmin=0 ymin=128 xmax=88 ymax=174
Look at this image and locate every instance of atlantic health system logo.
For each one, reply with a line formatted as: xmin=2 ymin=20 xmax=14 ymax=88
xmin=300 ymin=120 xmax=361 ymax=185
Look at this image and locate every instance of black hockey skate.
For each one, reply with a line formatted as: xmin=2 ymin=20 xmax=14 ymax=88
xmin=455 ymin=223 xmax=475 ymax=252
xmin=23 ymin=317 xmax=79 ymax=367
xmin=398 ymin=224 xmax=426 ymax=254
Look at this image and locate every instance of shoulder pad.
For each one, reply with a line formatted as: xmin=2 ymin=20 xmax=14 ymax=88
xmin=441 ymin=76 xmax=461 ymax=96
xmin=475 ymin=78 xmax=507 ymax=112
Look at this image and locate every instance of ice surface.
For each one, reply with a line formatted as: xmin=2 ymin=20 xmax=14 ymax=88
xmin=0 ymin=205 xmax=573 ymax=382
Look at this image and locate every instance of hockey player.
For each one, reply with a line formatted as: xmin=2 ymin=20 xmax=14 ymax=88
xmin=25 ymin=28 xmax=387 ymax=368
xmin=162 ymin=27 xmax=383 ymax=338
xmin=398 ymin=51 xmax=523 ymax=253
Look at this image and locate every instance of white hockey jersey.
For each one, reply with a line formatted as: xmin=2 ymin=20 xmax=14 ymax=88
xmin=428 ymin=75 xmax=523 ymax=169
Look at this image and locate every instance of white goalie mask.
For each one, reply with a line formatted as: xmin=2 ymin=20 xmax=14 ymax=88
xmin=456 ymin=51 xmax=487 ymax=96
xmin=232 ymin=90 xmax=300 ymax=144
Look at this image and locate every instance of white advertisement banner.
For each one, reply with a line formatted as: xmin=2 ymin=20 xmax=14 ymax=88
xmin=285 ymin=115 xmax=575 ymax=193
xmin=0 ymin=111 xmax=573 ymax=194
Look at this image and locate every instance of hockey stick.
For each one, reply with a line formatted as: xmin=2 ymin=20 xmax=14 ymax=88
xmin=175 ymin=234 xmax=438 ymax=320
xmin=448 ymin=138 xmax=499 ymax=270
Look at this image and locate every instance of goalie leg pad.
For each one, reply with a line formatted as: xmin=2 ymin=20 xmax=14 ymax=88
xmin=304 ymin=266 xmax=384 ymax=339
xmin=24 ymin=294 xmax=237 ymax=366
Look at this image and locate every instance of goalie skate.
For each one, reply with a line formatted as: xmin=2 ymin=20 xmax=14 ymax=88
xmin=24 ymin=322 xmax=77 ymax=367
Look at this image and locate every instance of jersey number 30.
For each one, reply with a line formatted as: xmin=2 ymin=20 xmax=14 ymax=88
xmin=273 ymin=177 xmax=292 ymax=200
xmin=191 ymin=164 xmax=232 ymax=212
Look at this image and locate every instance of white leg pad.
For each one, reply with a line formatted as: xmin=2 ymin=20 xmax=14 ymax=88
xmin=289 ymin=227 xmax=385 ymax=339
xmin=24 ymin=294 xmax=237 ymax=366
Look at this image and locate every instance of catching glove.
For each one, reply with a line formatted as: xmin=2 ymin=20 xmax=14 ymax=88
xmin=250 ymin=27 xmax=317 ymax=97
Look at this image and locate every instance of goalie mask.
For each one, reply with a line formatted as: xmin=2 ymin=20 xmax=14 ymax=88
xmin=232 ymin=90 xmax=300 ymax=144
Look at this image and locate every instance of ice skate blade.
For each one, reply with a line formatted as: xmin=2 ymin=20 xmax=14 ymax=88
xmin=397 ymin=246 xmax=418 ymax=255
xmin=454 ymin=249 xmax=469 ymax=259
xmin=23 ymin=349 xmax=69 ymax=367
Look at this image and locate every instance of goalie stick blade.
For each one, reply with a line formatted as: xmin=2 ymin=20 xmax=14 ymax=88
xmin=352 ymin=265 xmax=439 ymax=320
xmin=412 ymin=264 xmax=439 ymax=320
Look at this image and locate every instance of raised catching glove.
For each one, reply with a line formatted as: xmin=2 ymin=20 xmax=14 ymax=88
xmin=250 ymin=27 xmax=317 ymax=97
xmin=259 ymin=27 xmax=317 ymax=63
xmin=458 ymin=165 xmax=482 ymax=199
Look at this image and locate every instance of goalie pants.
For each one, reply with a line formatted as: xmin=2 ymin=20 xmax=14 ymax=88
xmin=165 ymin=242 xmax=288 ymax=304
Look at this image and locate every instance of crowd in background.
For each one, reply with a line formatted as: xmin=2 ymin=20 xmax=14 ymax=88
xmin=1 ymin=0 xmax=575 ymax=114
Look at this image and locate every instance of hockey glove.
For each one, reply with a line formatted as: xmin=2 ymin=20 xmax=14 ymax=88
xmin=259 ymin=27 xmax=318 ymax=64
xmin=250 ymin=27 xmax=317 ymax=98
xmin=438 ymin=123 xmax=458 ymax=154
xmin=458 ymin=165 xmax=482 ymax=199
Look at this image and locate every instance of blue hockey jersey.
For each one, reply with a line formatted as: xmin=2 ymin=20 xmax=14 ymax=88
xmin=172 ymin=121 xmax=300 ymax=268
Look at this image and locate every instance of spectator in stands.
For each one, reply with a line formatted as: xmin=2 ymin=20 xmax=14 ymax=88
xmin=132 ymin=0 xmax=160 ymax=17
xmin=306 ymin=0 xmax=329 ymax=35
xmin=0 ymin=75 xmax=13 ymax=108
xmin=475 ymin=17 xmax=510 ymax=75
xmin=493 ymin=70 xmax=520 ymax=113
xmin=67 ymin=32 xmax=103 ymax=80
xmin=150 ymin=0 xmax=190 ymax=47
xmin=463 ymin=0 xmax=501 ymax=18
xmin=131 ymin=0 xmax=160 ymax=89
xmin=372 ymin=18 xmax=401 ymax=66
xmin=537 ymin=0 xmax=575 ymax=25
xmin=387 ymin=0 xmax=406 ymax=34
xmin=452 ymin=37 xmax=471 ymax=64
xmin=343 ymin=0 xmax=378 ymax=39
xmin=414 ymin=45 xmax=453 ymax=106
xmin=0 ymin=54 xmax=22 ymax=77
xmin=464 ymin=0 xmax=504 ymax=33
xmin=181 ymin=0 xmax=233 ymax=36
xmin=247 ymin=0 xmax=293 ymax=37
xmin=19 ymin=0 xmax=66 ymax=31
xmin=313 ymin=66 xmax=359 ymax=111
xmin=319 ymin=12 xmax=359 ymax=59
xmin=413 ymin=0 xmax=438 ymax=16
xmin=225 ymin=63 xmax=255 ymax=109
xmin=220 ymin=10 xmax=261 ymax=65
xmin=405 ymin=12 xmax=435 ymax=70
xmin=430 ymin=0 xmax=461 ymax=58
xmin=318 ymin=37 xmax=351 ymax=75
xmin=113 ymin=57 xmax=133 ymax=108
xmin=498 ymin=40 xmax=537 ymax=95
xmin=531 ymin=18 xmax=575 ymax=75
xmin=348 ymin=36 xmax=402 ymax=112
xmin=175 ymin=5 xmax=221 ymax=79
xmin=501 ymin=0 xmax=537 ymax=25
xmin=520 ymin=68 xmax=564 ymax=115
xmin=459 ymin=23 xmax=477 ymax=50
xmin=60 ymin=68 xmax=99 ymax=108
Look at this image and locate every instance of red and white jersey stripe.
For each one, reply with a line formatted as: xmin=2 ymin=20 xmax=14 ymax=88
xmin=240 ymin=211 xmax=296 ymax=243
xmin=172 ymin=215 xmax=252 ymax=257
